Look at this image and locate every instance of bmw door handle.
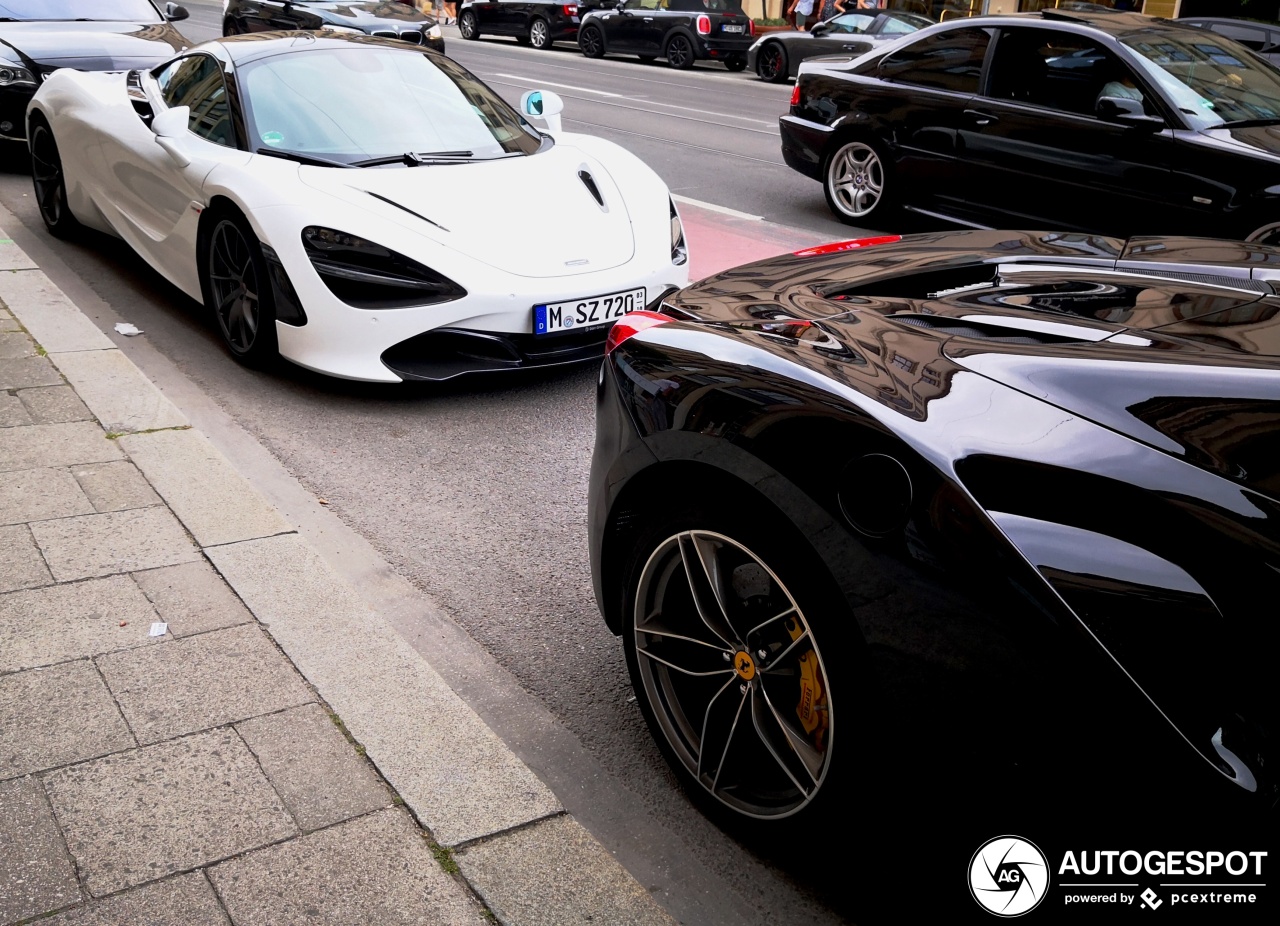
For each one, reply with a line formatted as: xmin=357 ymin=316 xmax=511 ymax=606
xmin=965 ymin=109 xmax=998 ymax=126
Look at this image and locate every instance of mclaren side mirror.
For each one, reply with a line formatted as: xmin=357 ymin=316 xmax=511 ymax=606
xmin=520 ymin=89 xmax=564 ymax=134
xmin=152 ymin=105 xmax=191 ymax=166
xmin=165 ymin=2 xmax=191 ymax=21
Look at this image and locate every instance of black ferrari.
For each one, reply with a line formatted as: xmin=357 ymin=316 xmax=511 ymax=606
xmin=749 ymin=8 xmax=931 ymax=83
xmin=0 ymin=0 xmax=191 ymax=143
xmin=589 ymin=229 xmax=1279 ymax=834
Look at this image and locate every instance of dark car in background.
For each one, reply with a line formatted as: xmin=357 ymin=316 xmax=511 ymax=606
xmin=590 ymin=228 xmax=1280 ymax=835
xmin=223 ymin=0 xmax=444 ymax=52
xmin=750 ymin=8 xmax=932 ymax=83
xmin=781 ymin=10 xmax=1280 ymax=244
xmin=579 ymin=0 xmax=755 ymax=71
xmin=1182 ymin=17 xmax=1280 ymax=65
xmin=0 ymin=0 xmax=190 ymax=143
xmin=457 ymin=0 xmax=583 ymax=49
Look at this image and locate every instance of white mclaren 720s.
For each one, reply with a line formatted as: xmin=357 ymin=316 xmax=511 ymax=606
xmin=27 ymin=31 xmax=690 ymax=381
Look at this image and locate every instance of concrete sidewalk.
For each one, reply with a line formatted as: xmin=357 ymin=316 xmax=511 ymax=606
xmin=0 ymin=229 xmax=674 ymax=925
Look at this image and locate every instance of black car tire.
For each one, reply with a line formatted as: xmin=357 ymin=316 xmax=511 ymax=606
xmin=1244 ymin=219 xmax=1280 ymax=247
xmin=621 ymin=498 xmax=856 ymax=831
xmin=201 ymin=209 xmax=279 ymax=367
xmin=529 ymin=17 xmax=552 ymax=49
xmin=756 ymin=41 xmax=788 ymax=83
xmin=724 ymin=53 xmax=747 ymax=72
xmin=459 ymin=10 xmax=480 ymax=40
xmin=29 ymin=118 xmax=81 ymax=240
xmin=665 ymin=33 xmax=695 ymax=70
xmin=823 ymin=136 xmax=895 ymax=226
xmin=579 ymin=25 xmax=605 ymax=58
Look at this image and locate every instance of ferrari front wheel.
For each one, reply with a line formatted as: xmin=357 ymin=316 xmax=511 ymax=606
xmin=203 ymin=212 xmax=278 ymax=367
xmin=29 ymin=120 xmax=80 ymax=239
xmin=622 ymin=504 xmax=854 ymax=830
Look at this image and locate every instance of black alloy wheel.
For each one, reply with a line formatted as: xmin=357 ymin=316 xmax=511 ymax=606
xmin=724 ymin=53 xmax=747 ymax=72
xmin=666 ymin=34 xmax=695 ymax=69
xmin=29 ymin=120 xmax=80 ymax=239
xmin=579 ymin=25 xmax=604 ymax=58
xmin=204 ymin=213 xmax=278 ymax=366
xmin=757 ymin=42 xmax=788 ymax=83
xmin=529 ymin=17 xmax=552 ymax=49
xmin=622 ymin=504 xmax=853 ymax=829
xmin=459 ymin=10 xmax=480 ymax=39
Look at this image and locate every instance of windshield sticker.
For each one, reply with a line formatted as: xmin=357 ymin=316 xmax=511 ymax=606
xmin=262 ymin=130 xmax=284 ymax=146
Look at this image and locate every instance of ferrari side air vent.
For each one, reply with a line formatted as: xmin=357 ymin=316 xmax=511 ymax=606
xmin=578 ymin=169 xmax=607 ymax=211
xmin=892 ymin=314 xmax=1072 ymax=345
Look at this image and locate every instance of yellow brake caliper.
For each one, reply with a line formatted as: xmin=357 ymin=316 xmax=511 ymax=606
xmin=786 ymin=617 xmax=828 ymax=752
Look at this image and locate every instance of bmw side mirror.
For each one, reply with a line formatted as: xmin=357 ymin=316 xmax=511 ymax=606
xmin=520 ymin=90 xmax=564 ymax=134
xmin=165 ymin=2 xmax=191 ymax=21
xmin=152 ymin=105 xmax=191 ymax=166
xmin=1096 ymin=96 xmax=1164 ymax=129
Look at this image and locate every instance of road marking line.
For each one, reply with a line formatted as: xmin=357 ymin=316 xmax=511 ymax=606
xmin=494 ymin=74 xmax=624 ymax=97
xmin=673 ymin=195 xmax=763 ymax=222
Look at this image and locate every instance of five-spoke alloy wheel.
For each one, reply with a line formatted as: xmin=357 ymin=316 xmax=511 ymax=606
xmin=626 ymin=527 xmax=839 ymax=823
xmin=204 ymin=214 xmax=278 ymax=366
xmin=824 ymin=139 xmax=891 ymax=225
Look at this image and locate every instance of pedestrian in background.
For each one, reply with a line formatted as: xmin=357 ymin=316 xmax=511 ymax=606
xmin=856 ymin=0 xmax=881 ymax=8
xmin=788 ymin=0 xmax=815 ymax=30
xmin=816 ymin=0 xmax=844 ymax=23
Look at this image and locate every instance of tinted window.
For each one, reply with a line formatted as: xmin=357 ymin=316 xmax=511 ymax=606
xmin=987 ymin=27 xmax=1143 ymax=117
xmin=879 ymin=27 xmax=991 ymax=94
xmin=1207 ymin=22 xmax=1275 ymax=52
xmin=154 ymin=55 xmax=235 ymax=147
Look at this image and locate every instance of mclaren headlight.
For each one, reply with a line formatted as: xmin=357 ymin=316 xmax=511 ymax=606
xmin=670 ymin=199 xmax=687 ymax=266
xmin=301 ymin=226 xmax=466 ymax=309
xmin=0 ymin=65 xmax=36 ymax=88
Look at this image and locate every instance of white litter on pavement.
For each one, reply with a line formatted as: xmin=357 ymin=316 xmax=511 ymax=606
xmin=115 ymin=322 xmax=143 ymax=336
xmin=149 ymin=622 xmax=168 ymax=637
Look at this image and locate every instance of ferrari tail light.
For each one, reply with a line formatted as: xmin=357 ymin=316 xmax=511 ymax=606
xmin=697 ymin=14 xmax=711 ymax=35
xmin=301 ymin=226 xmax=466 ymax=309
xmin=606 ymin=311 xmax=672 ymax=354
xmin=793 ymin=235 xmax=902 ymax=257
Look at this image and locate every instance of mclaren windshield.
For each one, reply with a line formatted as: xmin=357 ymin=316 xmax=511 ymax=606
xmin=238 ymin=43 xmax=543 ymax=166
xmin=1122 ymin=27 xmax=1280 ymax=129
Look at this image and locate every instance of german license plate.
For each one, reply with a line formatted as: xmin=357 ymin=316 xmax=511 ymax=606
xmin=722 ymin=23 xmax=744 ymax=33
xmin=534 ymin=288 xmax=647 ymax=336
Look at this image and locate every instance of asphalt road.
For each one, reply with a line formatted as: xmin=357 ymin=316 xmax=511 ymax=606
xmin=0 ymin=5 xmax=880 ymax=924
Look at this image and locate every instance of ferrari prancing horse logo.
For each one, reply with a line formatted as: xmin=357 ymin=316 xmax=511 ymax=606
xmin=733 ymin=651 xmax=756 ymax=681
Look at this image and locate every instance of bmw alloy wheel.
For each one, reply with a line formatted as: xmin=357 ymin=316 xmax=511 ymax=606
xmin=826 ymin=141 xmax=885 ymax=221
xmin=630 ymin=530 xmax=834 ymax=819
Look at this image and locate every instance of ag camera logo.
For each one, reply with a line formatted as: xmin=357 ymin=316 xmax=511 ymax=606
xmin=970 ymin=835 xmax=1050 ymax=917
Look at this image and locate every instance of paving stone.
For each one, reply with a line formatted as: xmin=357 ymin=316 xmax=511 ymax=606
xmin=119 ymin=429 xmax=291 ymax=547
xmin=44 ymin=728 xmax=297 ymax=896
xmin=458 ymin=815 xmax=677 ymax=926
xmin=0 ymin=522 xmax=52 ymax=594
xmin=210 ymin=808 xmax=486 ymax=926
xmin=0 ymin=467 xmax=93 ymax=525
xmin=70 ymin=461 xmax=161 ymax=513
xmin=0 ymin=392 xmax=33 ymax=428
xmin=0 ymin=310 xmax=20 ymax=332
xmin=38 ymin=872 xmax=230 ymax=926
xmin=209 ymin=535 xmax=560 ymax=847
xmin=130 ymin=560 xmax=253 ymax=637
xmin=18 ymin=385 xmax=92 ymax=424
xmin=0 ymin=354 xmax=62 ymax=390
xmin=50 ymin=350 xmax=186 ymax=434
xmin=0 ymin=576 xmax=159 ymax=674
xmin=30 ymin=506 xmax=200 ymax=581
xmin=0 ymin=330 xmax=34 ymax=359
xmin=0 ymin=660 xmax=134 ymax=781
xmin=236 ymin=702 xmax=390 ymax=832
xmin=0 ymin=421 xmax=123 ymax=473
xmin=98 ymin=623 xmax=313 ymax=745
xmin=0 ymin=777 xmax=81 ymax=924
xmin=0 ymin=269 xmax=114 ymax=354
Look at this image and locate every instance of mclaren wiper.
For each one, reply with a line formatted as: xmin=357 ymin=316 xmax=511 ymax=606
xmin=255 ymin=147 xmax=355 ymax=169
xmin=1215 ymin=117 xmax=1280 ymax=129
xmin=351 ymin=150 xmax=474 ymax=167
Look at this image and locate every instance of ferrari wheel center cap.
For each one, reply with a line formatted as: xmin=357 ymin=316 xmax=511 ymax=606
xmin=733 ymin=650 xmax=757 ymax=681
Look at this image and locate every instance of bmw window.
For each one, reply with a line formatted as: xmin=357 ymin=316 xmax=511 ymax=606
xmin=1122 ymin=30 xmax=1280 ymax=127
xmin=879 ymin=27 xmax=993 ymax=94
xmin=236 ymin=46 xmax=542 ymax=165
xmin=987 ymin=28 xmax=1148 ymax=118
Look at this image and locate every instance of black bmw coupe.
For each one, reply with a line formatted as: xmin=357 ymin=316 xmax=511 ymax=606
xmin=590 ymin=230 xmax=1279 ymax=837
xmin=0 ymin=0 xmax=191 ymax=143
